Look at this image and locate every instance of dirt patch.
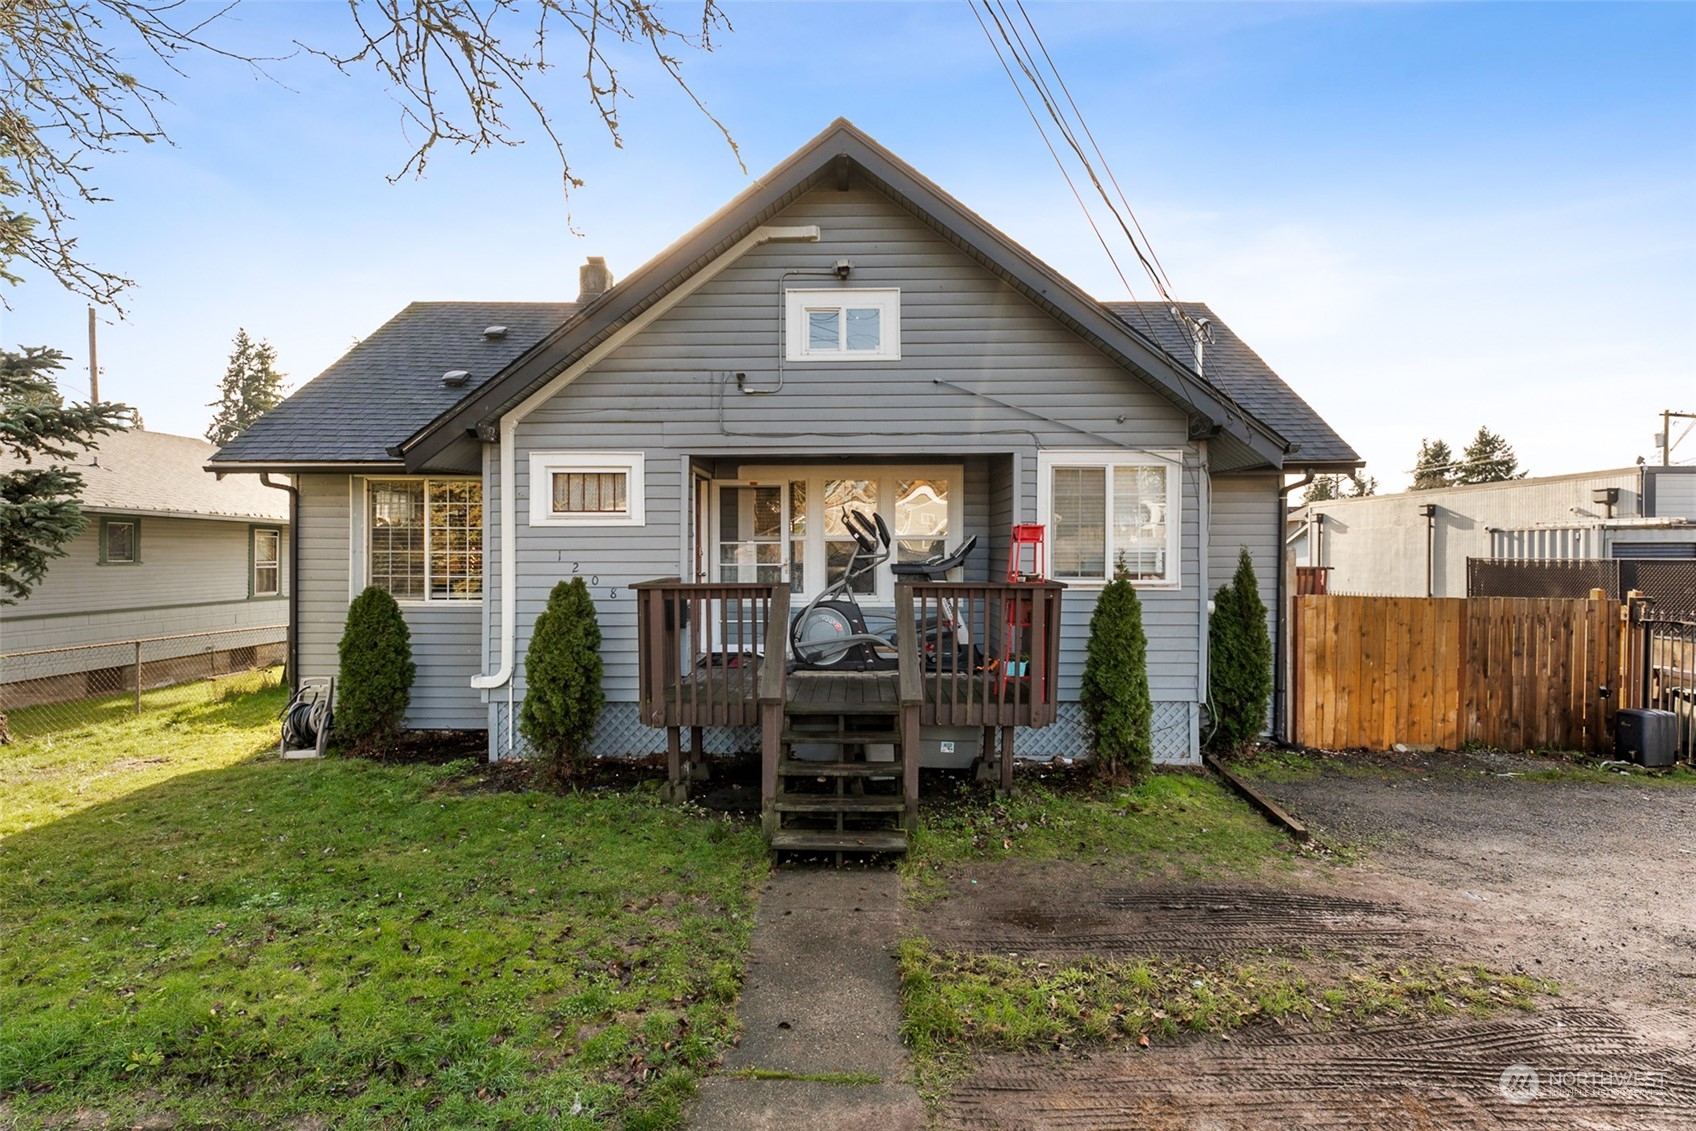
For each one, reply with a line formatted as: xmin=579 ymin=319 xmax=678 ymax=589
xmin=910 ymin=768 xmax=1696 ymax=1130
xmin=1245 ymin=768 xmax=1696 ymax=1007
xmin=943 ymin=1006 xmax=1696 ymax=1130
xmin=910 ymin=865 xmax=1427 ymax=963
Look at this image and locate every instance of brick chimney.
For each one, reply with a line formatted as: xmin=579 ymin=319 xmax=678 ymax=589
xmin=577 ymin=256 xmax=614 ymax=302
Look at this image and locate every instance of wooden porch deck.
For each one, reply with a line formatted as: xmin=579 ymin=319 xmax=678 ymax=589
xmin=634 ymin=578 xmax=1064 ymax=856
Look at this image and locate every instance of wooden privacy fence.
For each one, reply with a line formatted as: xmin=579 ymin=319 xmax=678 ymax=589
xmin=1292 ymin=595 xmax=1619 ymax=753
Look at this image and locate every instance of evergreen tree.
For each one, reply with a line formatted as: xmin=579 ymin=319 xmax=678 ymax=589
xmin=1206 ymin=548 xmax=1274 ymax=754
xmin=521 ymin=578 xmax=606 ymax=786
xmin=1080 ymin=555 xmax=1154 ymax=783
xmin=1302 ymin=472 xmax=1378 ymax=505
xmin=1302 ymin=474 xmax=1341 ymax=503
xmin=1455 ymin=425 xmax=1525 ymax=484
xmin=0 ymin=346 xmax=133 ymax=603
xmin=206 ymin=329 xmax=287 ymax=446
xmin=1411 ymin=438 xmax=1455 ymax=490
xmin=335 ymin=586 xmax=417 ymax=754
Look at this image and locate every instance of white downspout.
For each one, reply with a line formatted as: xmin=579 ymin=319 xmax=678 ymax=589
xmin=471 ymin=223 xmax=822 ymax=695
xmin=472 ymin=413 xmax=520 ymax=691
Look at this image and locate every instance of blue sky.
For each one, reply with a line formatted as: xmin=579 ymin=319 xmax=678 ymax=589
xmin=4 ymin=1 xmax=1692 ymax=488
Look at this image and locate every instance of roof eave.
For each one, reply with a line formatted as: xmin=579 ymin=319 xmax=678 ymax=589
xmin=205 ymin=459 xmax=407 ymax=475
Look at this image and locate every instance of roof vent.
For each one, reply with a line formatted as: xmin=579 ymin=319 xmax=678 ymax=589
xmin=483 ymin=325 xmax=508 ymax=340
xmin=578 ymin=256 xmax=614 ymax=302
xmin=441 ymin=369 xmax=471 ymax=388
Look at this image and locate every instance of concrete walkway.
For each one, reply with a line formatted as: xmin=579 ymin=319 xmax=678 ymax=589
xmin=687 ymin=867 xmax=925 ymax=1131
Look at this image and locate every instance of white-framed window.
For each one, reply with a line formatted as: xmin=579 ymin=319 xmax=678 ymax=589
xmin=252 ymin=527 xmax=282 ymax=597
xmin=529 ymin=451 xmax=646 ymax=527
xmin=784 ymin=289 xmax=901 ymax=361
xmin=1037 ymin=451 xmax=1182 ymax=587
xmin=367 ymin=479 xmax=484 ymax=602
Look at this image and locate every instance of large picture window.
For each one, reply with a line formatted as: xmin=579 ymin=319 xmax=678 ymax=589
xmin=368 ymin=479 xmax=484 ymax=601
xmin=1038 ymin=452 xmax=1181 ymax=586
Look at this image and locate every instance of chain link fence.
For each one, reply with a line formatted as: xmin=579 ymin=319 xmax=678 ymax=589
xmin=1468 ymin=558 xmax=1696 ymax=616
xmin=0 ymin=624 xmax=287 ymax=742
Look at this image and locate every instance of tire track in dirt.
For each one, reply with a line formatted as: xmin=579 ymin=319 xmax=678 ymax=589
xmin=917 ymin=884 xmax=1425 ymax=959
xmin=942 ymin=1006 xmax=1696 ymax=1131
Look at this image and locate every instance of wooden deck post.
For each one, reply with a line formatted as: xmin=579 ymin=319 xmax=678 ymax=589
xmin=690 ymin=725 xmax=708 ymax=781
xmin=999 ymin=725 xmax=1015 ymax=795
xmin=665 ymin=727 xmax=683 ymax=800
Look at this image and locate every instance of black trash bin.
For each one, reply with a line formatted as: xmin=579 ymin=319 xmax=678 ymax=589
xmin=1616 ymin=708 xmax=1677 ymax=767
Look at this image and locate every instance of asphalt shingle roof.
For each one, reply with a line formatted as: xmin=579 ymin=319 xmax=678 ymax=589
xmin=1104 ymin=301 xmax=1360 ymax=466
xmin=210 ymin=302 xmax=577 ymax=465
xmin=0 ymin=429 xmax=288 ymax=520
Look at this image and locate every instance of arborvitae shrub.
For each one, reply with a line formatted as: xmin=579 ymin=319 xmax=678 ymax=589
xmin=336 ymin=586 xmax=416 ymax=753
xmin=520 ymin=578 xmax=605 ymax=786
xmin=1080 ymin=555 xmax=1153 ymax=782
xmin=1206 ymin=547 xmax=1273 ymax=754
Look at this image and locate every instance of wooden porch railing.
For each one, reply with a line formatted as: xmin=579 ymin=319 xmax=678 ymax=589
xmin=633 ymin=580 xmax=784 ymax=728
xmin=894 ymin=581 xmax=1065 ymax=729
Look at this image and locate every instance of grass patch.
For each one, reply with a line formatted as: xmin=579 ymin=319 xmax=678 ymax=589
xmin=0 ymin=685 xmax=770 ymax=1129
xmin=724 ymin=1069 xmax=881 ymax=1085
xmin=906 ymin=771 xmax=1298 ymax=888
xmin=898 ymin=936 xmax=1554 ymax=1099
xmin=1 ymin=670 xmax=288 ymax=839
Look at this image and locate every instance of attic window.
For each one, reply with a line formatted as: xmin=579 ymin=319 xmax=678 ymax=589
xmin=785 ymin=289 xmax=900 ymax=361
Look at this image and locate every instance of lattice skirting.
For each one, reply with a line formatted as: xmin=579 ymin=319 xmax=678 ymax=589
xmin=488 ymin=700 xmax=1200 ymax=767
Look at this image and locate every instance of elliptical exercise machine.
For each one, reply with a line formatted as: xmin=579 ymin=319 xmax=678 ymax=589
xmin=789 ymin=508 xmax=979 ymax=672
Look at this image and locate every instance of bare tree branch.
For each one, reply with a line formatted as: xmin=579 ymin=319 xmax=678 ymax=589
xmin=0 ymin=0 xmax=739 ymax=305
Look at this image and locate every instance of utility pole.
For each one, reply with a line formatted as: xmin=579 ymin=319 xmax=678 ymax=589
xmin=87 ymin=305 xmax=99 ymax=403
xmin=1661 ymin=409 xmax=1696 ymax=466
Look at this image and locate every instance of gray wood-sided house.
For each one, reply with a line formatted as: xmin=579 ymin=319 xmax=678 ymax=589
xmin=1 ymin=429 xmax=289 ymax=707
xmin=211 ymin=121 xmax=1357 ymax=846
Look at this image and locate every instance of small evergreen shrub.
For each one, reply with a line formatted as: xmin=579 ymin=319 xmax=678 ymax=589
xmin=1206 ymin=547 xmax=1274 ymax=754
xmin=520 ymin=578 xmax=605 ymax=786
xmin=336 ymin=586 xmax=416 ymax=753
xmin=1080 ymin=555 xmax=1153 ymax=782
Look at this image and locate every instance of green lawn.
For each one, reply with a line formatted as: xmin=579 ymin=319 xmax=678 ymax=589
xmin=908 ymin=770 xmax=1301 ymax=880
xmin=0 ymin=684 xmax=769 ymax=1129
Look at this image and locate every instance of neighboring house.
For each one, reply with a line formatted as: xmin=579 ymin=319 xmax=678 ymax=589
xmin=0 ymin=429 xmax=290 ymax=706
xmin=209 ymin=119 xmax=1358 ymax=765
xmin=1291 ymin=464 xmax=1696 ymax=598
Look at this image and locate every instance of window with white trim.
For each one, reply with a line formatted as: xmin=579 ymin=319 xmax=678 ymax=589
xmin=367 ymin=479 xmax=484 ymax=601
xmin=1037 ymin=452 xmax=1181 ymax=585
xmin=529 ymin=452 xmax=646 ymax=527
xmin=784 ymin=289 xmax=900 ymax=361
xmin=252 ymin=527 xmax=281 ymax=597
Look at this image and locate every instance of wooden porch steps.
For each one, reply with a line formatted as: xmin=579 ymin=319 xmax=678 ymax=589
xmin=770 ymin=687 xmax=911 ymax=860
xmin=770 ymin=829 xmax=908 ymax=854
xmin=774 ymin=794 xmax=905 ymax=813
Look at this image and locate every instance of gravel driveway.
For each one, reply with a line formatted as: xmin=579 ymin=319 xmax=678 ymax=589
xmin=1246 ymin=757 xmax=1696 ymax=1009
xmin=914 ymin=758 xmax=1696 ymax=1130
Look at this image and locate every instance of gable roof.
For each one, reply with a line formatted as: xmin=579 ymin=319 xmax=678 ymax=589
xmin=210 ymin=302 xmax=577 ymax=469
xmin=1 ymin=429 xmax=288 ymax=521
xmin=1105 ymin=302 xmax=1358 ymax=468
xmin=211 ymin=120 xmax=1356 ymax=475
xmin=399 ymin=119 xmax=1314 ymax=472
